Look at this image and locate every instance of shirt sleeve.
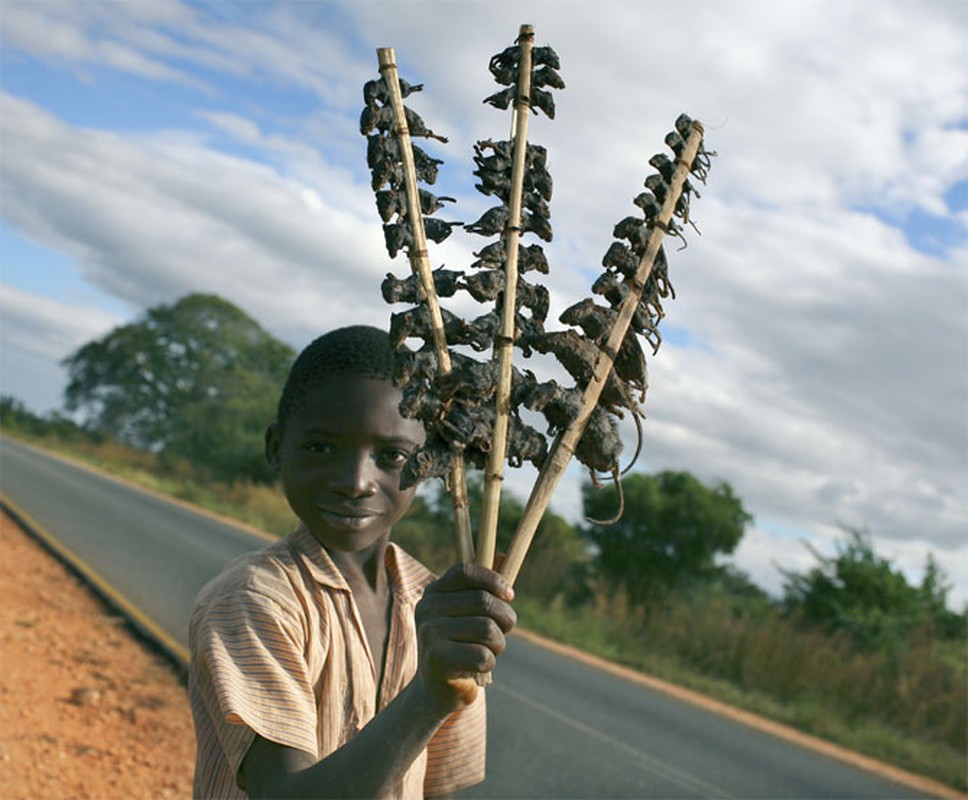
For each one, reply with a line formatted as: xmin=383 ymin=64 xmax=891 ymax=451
xmin=423 ymin=688 xmax=487 ymax=796
xmin=190 ymin=576 xmax=321 ymax=784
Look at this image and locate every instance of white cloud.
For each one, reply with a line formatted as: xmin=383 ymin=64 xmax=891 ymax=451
xmin=0 ymin=284 xmax=123 ymax=413
xmin=0 ymin=284 xmax=121 ymax=362
xmin=1 ymin=1 xmax=209 ymax=89
xmin=726 ymin=522 xmax=968 ymax=611
xmin=1 ymin=0 xmax=965 ymax=606
xmin=0 ymin=0 xmax=369 ymax=103
xmin=0 ymin=93 xmax=392 ymax=339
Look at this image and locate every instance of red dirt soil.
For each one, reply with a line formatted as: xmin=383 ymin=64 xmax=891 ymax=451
xmin=0 ymin=510 xmax=196 ymax=799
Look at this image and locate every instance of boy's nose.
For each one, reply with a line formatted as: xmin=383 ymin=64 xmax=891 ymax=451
xmin=331 ymin=453 xmax=378 ymax=497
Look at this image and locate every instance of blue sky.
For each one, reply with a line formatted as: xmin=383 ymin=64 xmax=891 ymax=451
xmin=1 ymin=0 xmax=965 ymax=606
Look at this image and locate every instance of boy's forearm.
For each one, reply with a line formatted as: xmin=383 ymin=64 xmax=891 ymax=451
xmin=243 ymin=680 xmax=455 ymax=799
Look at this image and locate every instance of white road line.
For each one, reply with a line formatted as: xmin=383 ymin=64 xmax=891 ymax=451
xmin=494 ymin=682 xmax=735 ymax=799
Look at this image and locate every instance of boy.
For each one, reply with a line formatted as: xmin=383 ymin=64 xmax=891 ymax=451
xmin=189 ymin=325 xmax=516 ymax=799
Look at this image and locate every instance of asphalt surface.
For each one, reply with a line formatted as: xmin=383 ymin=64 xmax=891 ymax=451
xmin=0 ymin=437 xmax=938 ymax=799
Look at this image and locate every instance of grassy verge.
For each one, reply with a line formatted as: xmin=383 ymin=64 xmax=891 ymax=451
xmin=515 ymin=594 xmax=966 ymax=791
xmin=7 ymin=431 xmax=965 ymax=791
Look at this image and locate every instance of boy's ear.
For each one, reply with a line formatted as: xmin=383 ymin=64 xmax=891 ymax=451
xmin=265 ymin=423 xmax=282 ymax=472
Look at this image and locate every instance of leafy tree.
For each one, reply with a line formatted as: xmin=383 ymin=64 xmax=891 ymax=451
xmin=1 ymin=395 xmax=93 ymax=442
xmin=581 ymin=470 xmax=752 ymax=609
xmin=781 ymin=527 xmax=964 ymax=647
xmin=393 ymin=477 xmax=590 ymax=601
xmin=62 ymin=294 xmax=294 ymax=483
xmin=392 ymin=492 xmax=455 ymax=575
xmin=1 ymin=395 xmax=39 ymax=434
xmin=483 ymin=482 xmax=591 ymax=603
xmin=163 ymin=368 xmax=285 ymax=484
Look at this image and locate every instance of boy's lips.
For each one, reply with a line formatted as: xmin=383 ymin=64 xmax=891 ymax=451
xmin=317 ymin=506 xmax=381 ymax=529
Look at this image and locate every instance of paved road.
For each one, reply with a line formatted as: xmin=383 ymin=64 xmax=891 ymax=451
xmin=1 ymin=437 xmax=936 ymax=799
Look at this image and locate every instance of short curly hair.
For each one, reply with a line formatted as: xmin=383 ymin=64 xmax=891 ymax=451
xmin=275 ymin=325 xmax=395 ymax=426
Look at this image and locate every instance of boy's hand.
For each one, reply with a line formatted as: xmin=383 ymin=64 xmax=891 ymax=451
xmin=414 ymin=563 xmax=516 ymax=713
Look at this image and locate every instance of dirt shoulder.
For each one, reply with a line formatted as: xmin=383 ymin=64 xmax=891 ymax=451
xmin=0 ymin=510 xmax=195 ymax=799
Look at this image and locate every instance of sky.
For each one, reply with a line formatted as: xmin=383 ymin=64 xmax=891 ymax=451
xmin=1 ymin=0 xmax=965 ymax=607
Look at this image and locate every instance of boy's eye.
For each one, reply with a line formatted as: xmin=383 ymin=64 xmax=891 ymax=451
xmin=379 ymin=448 xmax=410 ymax=467
xmin=303 ymin=441 xmax=335 ymax=455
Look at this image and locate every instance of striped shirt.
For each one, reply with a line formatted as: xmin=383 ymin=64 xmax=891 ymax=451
xmin=189 ymin=524 xmax=486 ymax=798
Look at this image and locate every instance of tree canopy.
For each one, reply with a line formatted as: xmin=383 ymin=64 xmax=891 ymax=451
xmin=781 ymin=527 xmax=963 ymax=647
xmin=62 ymin=293 xmax=294 ymax=483
xmin=581 ymin=470 xmax=752 ymax=608
xmin=393 ymin=477 xmax=590 ymax=602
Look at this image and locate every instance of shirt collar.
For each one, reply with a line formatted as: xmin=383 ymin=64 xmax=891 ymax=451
xmin=288 ymin=523 xmax=348 ymax=591
xmin=288 ymin=523 xmax=434 ymax=605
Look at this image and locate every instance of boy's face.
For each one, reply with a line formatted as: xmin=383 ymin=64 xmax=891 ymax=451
xmin=266 ymin=376 xmax=425 ymax=554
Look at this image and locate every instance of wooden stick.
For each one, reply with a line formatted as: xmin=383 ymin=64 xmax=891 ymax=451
xmin=476 ymin=24 xmax=535 ymax=570
xmin=499 ymin=122 xmax=706 ymax=586
xmin=377 ymin=48 xmax=474 ymax=564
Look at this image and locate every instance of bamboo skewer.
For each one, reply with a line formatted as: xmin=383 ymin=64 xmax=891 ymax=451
xmin=369 ymin=34 xmax=708 ymax=701
xmin=499 ymin=123 xmax=707 ymax=586
xmin=377 ymin=48 xmax=475 ymax=564
xmin=476 ymin=24 xmax=536 ymax=571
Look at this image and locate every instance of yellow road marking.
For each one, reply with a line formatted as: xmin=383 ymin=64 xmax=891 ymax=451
xmin=1 ymin=491 xmax=190 ymax=670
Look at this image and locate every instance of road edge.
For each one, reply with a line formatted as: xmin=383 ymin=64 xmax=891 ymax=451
xmin=511 ymin=628 xmax=964 ymax=800
xmin=1 ymin=490 xmax=190 ymax=673
xmin=4 ymin=436 xmax=963 ymax=798
xmin=2 ymin=436 xmax=280 ymax=543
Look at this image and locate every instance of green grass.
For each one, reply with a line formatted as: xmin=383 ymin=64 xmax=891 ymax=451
xmin=7 ymin=431 xmax=965 ymax=792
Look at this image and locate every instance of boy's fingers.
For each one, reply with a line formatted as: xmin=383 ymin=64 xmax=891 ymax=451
xmin=419 ymin=589 xmax=516 ymax=632
xmin=431 ymin=563 xmax=514 ymax=601
xmin=430 ymin=640 xmax=499 ymax=675
xmin=431 ymin=616 xmax=508 ymax=653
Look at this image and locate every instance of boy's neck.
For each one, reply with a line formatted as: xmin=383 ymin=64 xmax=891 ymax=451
xmin=326 ymin=537 xmax=394 ymax=688
xmin=326 ymin=537 xmax=390 ymax=594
